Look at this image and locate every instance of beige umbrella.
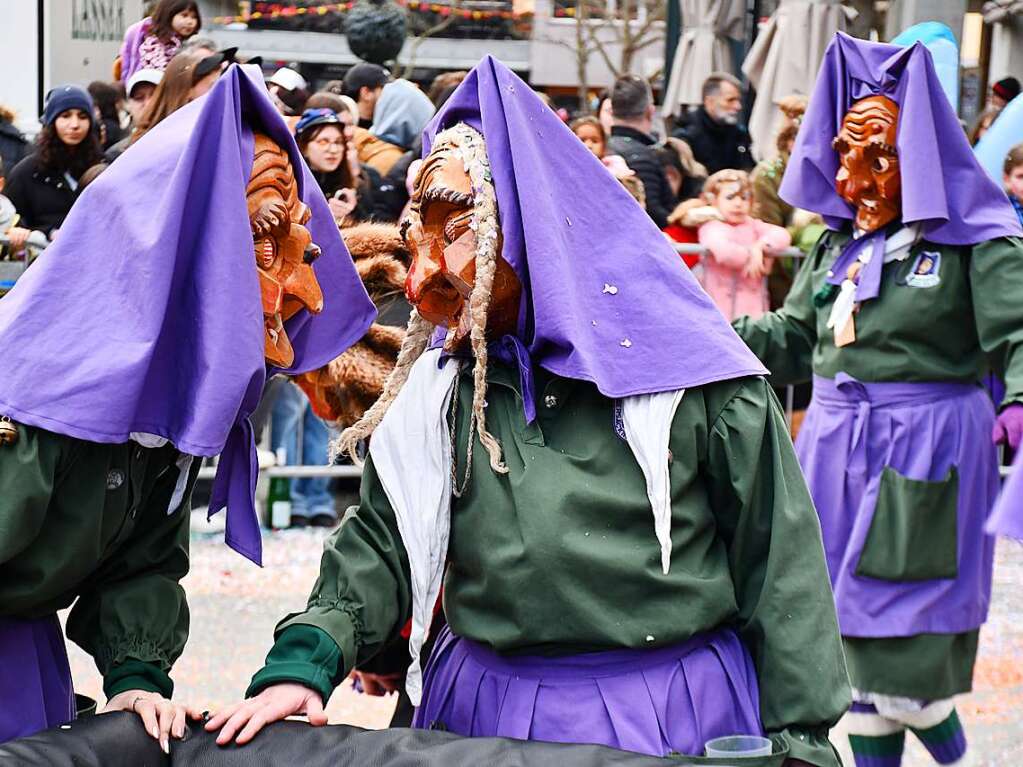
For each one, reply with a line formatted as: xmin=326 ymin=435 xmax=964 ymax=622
xmin=742 ymin=0 xmax=854 ymax=160
xmin=663 ymin=0 xmax=746 ymax=117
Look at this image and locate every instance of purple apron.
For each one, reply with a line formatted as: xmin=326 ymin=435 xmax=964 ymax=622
xmin=0 ymin=615 xmax=75 ymax=743
xmin=412 ymin=626 xmax=763 ymax=757
xmin=796 ymin=374 xmax=999 ymax=638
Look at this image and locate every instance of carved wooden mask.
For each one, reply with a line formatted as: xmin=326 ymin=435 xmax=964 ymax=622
xmin=247 ymin=133 xmax=324 ymax=367
xmin=401 ymin=137 xmax=521 ymax=351
xmin=833 ymin=95 xmax=901 ymax=233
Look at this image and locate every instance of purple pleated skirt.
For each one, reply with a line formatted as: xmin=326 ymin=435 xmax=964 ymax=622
xmin=0 ymin=614 xmax=75 ymax=743
xmin=412 ymin=626 xmax=763 ymax=757
xmin=796 ymin=374 xmax=999 ymax=638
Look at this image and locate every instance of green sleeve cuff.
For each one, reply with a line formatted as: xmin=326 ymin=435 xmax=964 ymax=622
xmin=104 ymin=659 xmax=173 ymax=699
xmin=246 ymin=624 xmax=344 ymax=704
xmin=769 ymin=727 xmax=843 ymax=767
xmin=276 ymin=601 xmax=359 ymax=679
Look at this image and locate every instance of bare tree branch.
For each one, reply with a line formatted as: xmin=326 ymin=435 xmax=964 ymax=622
xmin=583 ymin=21 xmax=620 ymax=78
xmin=400 ymin=1 xmax=462 ymax=78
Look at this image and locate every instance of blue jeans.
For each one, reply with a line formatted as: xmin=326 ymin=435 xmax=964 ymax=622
xmin=270 ymin=381 xmax=335 ymax=520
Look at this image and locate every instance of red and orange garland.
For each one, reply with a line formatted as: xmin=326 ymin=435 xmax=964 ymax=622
xmin=213 ymin=2 xmax=533 ymax=24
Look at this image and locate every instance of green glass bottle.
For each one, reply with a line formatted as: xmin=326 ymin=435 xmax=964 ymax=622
xmin=268 ymin=447 xmax=292 ymax=529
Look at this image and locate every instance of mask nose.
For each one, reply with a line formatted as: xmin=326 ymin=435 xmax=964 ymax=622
xmin=405 ymin=236 xmax=443 ymax=303
xmin=304 ymin=243 xmax=321 ymax=264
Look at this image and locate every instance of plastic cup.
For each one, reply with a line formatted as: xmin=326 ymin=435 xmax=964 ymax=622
xmin=704 ymin=735 xmax=774 ymax=759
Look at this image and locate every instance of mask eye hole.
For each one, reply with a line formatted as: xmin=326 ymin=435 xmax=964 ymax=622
xmin=871 ymin=156 xmax=890 ymax=173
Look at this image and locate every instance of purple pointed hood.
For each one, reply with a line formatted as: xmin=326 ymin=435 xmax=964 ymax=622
xmin=423 ymin=57 xmax=765 ymax=413
xmin=0 ymin=65 xmax=376 ymax=564
xmin=781 ymin=33 xmax=1021 ymax=244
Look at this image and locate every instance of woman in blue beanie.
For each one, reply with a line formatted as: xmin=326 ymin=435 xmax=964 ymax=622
xmin=5 ymin=85 xmax=104 ymax=243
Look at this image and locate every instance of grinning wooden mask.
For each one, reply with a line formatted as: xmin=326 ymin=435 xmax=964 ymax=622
xmin=833 ymin=95 xmax=901 ymax=233
xmin=400 ymin=134 xmax=521 ymax=352
xmin=247 ymin=133 xmax=324 ymax=367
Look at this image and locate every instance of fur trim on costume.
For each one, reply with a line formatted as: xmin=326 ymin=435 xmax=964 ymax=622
xmin=668 ymin=198 xmax=724 ymax=228
xmin=344 ymin=221 xmax=409 ymax=265
xmin=293 ymin=224 xmax=408 ymax=426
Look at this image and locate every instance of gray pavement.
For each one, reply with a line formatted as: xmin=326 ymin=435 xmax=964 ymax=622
xmin=66 ymin=525 xmax=1023 ymax=764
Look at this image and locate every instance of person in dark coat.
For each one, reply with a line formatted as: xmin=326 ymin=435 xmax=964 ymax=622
xmin=87 ymin=80 xmax=125 ymax=149
xmin=673 ymin=72 xmax=754 ymax=175
xmin=606 ymin=75 xmax=676 ymax=228
xmin=5 ymin=86 xmax=105 ymax=238
xmin=0 ymin=106 xmax=29 ymax=176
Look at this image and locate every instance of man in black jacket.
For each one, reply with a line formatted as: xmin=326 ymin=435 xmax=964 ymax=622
xmin=673 ymin=72 xmax=754 ymax=175
xmin=606 ymin=75 xmax=675 ymax=228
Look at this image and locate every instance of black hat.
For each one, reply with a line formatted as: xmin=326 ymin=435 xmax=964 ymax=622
xmin=194 ymin=50 xmax=230 ymax=81
xmin=993 ymin=76 xmax=1021 ymax=103
xmin=342 ymin=63 xmax=389 ymax=98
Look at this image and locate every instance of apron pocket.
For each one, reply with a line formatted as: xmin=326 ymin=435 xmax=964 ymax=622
xmin=855 ymin=466 xmax=959 ymax=581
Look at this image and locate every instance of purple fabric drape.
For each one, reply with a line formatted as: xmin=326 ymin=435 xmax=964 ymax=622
xmin=0 ymin=65 xmax=375 ymax=564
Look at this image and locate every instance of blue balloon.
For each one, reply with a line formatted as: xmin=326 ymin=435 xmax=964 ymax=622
xmin=891 ymin=22 xmax=959 ymax=112
xmin=975 ymin=93 xmax=1023 ymax=183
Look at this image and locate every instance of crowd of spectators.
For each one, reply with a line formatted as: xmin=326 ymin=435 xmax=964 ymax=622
xmin=2 ymin=0 xmax=1023 ymax=514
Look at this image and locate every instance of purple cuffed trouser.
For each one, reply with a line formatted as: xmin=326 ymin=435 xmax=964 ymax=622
xmin=0 ymin=615 xmax=75 ymax=743
xmin=795 ymin=374 xmax=999 ymax=639
xmin=412 ymin=625 xmax=763 ymax=757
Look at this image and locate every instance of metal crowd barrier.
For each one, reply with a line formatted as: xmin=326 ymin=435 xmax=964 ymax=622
xmin=672 ymin=243 xmax=806 ymax=260
xmin=673 ymin=242 xmax=806 ymax=429
xmin=0 ymin=233 xmax=48 ymax=291
xmin=196 ymin=463 xmax=361 ymax=481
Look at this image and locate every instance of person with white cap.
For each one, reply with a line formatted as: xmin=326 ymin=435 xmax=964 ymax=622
xmin=126 ymin=68 xmax=164 ymax=125
xmin=268 ymin=67 xmax=310 ymax=118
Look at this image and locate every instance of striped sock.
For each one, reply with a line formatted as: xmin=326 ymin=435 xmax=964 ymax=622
xmin=910 ymin=708 xmax=967 ymax=765
xmin=848 ymin=731 xmax=905 ymax=767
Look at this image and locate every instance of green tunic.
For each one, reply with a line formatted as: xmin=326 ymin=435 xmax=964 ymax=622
xmin=733 ymin=229 xmax=1023 ymax=699
xmin=250 ymin=365 xmax=850 ymax=766
xmin=0 ymin=424 xmax=198 ymax=699
xmin=734 ymin=230 xmax=1023 ymax=404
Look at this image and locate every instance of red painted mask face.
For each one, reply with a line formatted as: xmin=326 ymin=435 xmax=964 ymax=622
xmin=247 ymin=134 xmax=325 ymax=367
xmin=833 ymin=95 xmax=902 ymax=234
xmin=401 ymin=138 xmax=521 ymax=351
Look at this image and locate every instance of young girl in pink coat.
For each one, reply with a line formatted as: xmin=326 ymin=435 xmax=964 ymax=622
xmin=697 ymin=169 xmax=791 ymax=320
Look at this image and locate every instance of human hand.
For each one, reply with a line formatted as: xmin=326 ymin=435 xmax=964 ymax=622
xmin=328 ymin=189 xmax=358 ymax=224
xmin=104 ymin=689 xmax=203 ymax=754
xmin=5 ymin=226 xmax=31 ymax=252
xmin=346 ymin=140 xmax=361 ymax=183
xmin=204 ymin=683 xmax=327 ymax=746
xmin=743 ymin=242 xmax=765 ymax=280
xmin=353 ymin=670 xmax=402 ymax=696
xmin=992 ymin=403 xmax=1023 ymax=449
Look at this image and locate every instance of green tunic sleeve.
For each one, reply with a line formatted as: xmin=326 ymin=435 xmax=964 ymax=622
xmin=732 ymin=236 xmax=823 ymax=386
xmin=703 ymin=378 xmax=850 ymax=767
xmin=256 ymin=457 xmax=412 ymax=699
xmin=969 ymin=237 xmax=1023 ymax=407
xmin=247 ymin=624 xmax=343 ymax=703
xmin=64 ymin=457 xmax=196 ymax=699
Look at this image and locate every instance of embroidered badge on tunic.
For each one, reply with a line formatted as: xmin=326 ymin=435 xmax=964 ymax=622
xmin=905 ymin=251 xmax=941 ymax=288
